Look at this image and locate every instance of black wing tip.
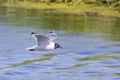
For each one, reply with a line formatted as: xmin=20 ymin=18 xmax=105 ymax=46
xmin=31 ymin=32 xmax=37 ymax=35
xmin=49 ymin=31 xmax=55 ymax=33
xmin=29 ymin=49 xmax=35 ymax=51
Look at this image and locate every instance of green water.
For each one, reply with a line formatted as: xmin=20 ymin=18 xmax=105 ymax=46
xmin=0 ymin=7 xmax=120 ymax=80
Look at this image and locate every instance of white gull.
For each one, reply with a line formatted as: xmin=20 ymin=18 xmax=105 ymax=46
xmin=26 ymin=31 xmax=62 ymax=51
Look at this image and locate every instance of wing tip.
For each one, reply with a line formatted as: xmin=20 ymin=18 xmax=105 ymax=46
xmin=31 ymin=32 xmax=37 ymax=35
xmin=49 ymin=31 xmax=56 ymax=33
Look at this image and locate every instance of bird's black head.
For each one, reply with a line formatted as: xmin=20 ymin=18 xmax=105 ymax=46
xmin=55 ymin=43 xmax=63 ymax=49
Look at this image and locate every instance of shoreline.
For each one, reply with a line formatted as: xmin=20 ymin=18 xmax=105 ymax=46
xmin=2 ymin=2 xmax=120 ymax=18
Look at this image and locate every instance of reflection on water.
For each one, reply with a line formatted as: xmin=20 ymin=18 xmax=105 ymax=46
xmin=0 ymin=7 xmax=120 ymax=80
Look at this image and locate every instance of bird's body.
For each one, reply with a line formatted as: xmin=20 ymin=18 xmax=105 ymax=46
xmin=26 ymin=31 xmax=62 ymax=51
xmin=27 ymin=42 xmax=55 ymax=51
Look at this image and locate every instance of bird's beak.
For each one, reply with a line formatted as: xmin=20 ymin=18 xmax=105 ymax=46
xmin=59 ymin=46 xmax=63 ymax=49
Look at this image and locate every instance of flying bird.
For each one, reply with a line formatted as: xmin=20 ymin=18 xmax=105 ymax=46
xmin=26 ymin=31 xmax=62 ymax=51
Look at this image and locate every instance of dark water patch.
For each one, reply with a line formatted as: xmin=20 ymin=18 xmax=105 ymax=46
xmin=0 ymin=49 xmax=14 ymax=52
xmin=5 ymin=71 xmax=27 ymax=75
xmin=88 ymin=73 xmax=107 ymax=76
xmin=114 ymin=73 xmax=120 ymax=76
xmin=24 ymin=64 xmax=56 ymax=70
xmin=10 ymin=53 xmax=55 ymax=67
xmin=75 ymin=51 xmax=101 ymax=55
xmin=105 ymin=65 xmax=120 ymax=68
xmin=96 ymin=46 xmax=110 ymax=49
xmin=108 ymin=43 xmax=120 ymax=47
xmin=113 ymin=51 xmax=120 ymax=54
xmin=75 ymin=54 xmax=120 ymax=61
xmin=100 ymin=60 xmax=119 ymax=65
xmin=55 ymin=63 xmax=89 ymax=70
xmin=83 ymin=71 xmax=102 ymax=74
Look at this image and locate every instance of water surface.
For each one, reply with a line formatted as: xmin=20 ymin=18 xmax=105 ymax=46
xmin=0 ymin=7 xmax=120 ymax=80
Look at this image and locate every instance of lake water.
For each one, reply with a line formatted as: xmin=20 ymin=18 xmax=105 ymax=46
xmin=0 ymin=6 xmax=120 ymax=80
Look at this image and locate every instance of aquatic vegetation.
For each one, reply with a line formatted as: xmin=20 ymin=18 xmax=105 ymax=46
xmin=105 ymin=65 xmax=120 ymax=68
xmin=55 ymin=63 xmax=89 ymax=70
xmin=88 ymin=73 xmax=106 ymax=76
xmin=11 ymin=53 xmax=55 ymax=67
xmin=75 ymin=55 xmax=120 ymax=61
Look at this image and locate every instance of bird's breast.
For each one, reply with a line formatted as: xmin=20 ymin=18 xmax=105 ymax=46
xmin=46 ymin=42 xmax=55 ymax=50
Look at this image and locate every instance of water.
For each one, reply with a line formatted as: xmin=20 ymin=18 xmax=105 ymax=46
xmin=0 ymin=6 xmax=120 ymax=80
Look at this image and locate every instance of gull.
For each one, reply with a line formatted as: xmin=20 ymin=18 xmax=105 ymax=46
xmin=26 ymin=31 xmax=63 ymax=51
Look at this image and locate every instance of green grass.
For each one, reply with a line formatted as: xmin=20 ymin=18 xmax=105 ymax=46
xmin=3 ymin=2 xmax=120 ymax=17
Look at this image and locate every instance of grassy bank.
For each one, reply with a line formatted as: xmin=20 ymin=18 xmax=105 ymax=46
xmin=3 ymin=2 xmax=120 ymax=17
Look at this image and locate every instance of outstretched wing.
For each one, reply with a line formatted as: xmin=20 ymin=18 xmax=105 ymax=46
xmin=46 ymin=31 xmax=58 ymax=42
xmin=32 ymin=34 xmax=50 ymax=46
